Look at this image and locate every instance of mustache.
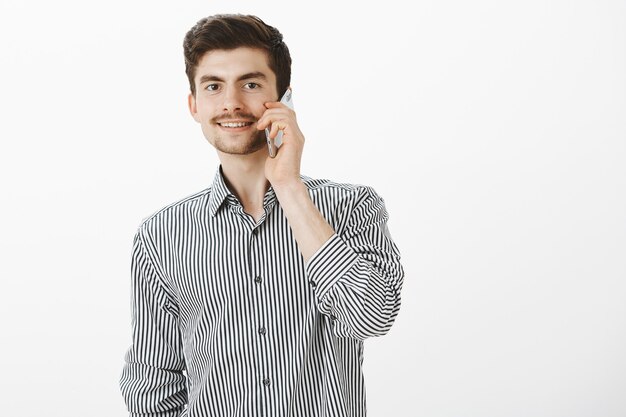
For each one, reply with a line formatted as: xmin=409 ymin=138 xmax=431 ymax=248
xmin=211 ymin=112 xmax=257 ymax=124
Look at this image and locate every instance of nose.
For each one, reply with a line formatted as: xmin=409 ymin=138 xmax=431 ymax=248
xmin=222 ymin=87 xmax=244 ymax=113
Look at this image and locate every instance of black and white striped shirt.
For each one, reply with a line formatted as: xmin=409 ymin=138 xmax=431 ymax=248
xmin=119 ymin=167 xmax=404 ymax=417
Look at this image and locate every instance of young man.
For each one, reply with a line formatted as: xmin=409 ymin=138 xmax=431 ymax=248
xmin=120 ymin=14 xmax=404 ymax=417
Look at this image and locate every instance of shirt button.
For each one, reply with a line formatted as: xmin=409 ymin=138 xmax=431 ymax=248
xmin=263 ymin=378 xmax=271 ymax=387
xmin=309 ymin=279 xmax=317 ymax=288
xmin=258 ymin=326 xmax=266 ymax=335
xmin=254 ymin=276 xmax=262 ymax=284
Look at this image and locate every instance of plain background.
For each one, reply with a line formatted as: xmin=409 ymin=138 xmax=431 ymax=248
xmin=0 ymin=0 xmax=624 ymax=416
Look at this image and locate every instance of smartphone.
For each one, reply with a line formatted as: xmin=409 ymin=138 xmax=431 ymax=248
xmin=266 ymin=88 xmax=294 ymax=158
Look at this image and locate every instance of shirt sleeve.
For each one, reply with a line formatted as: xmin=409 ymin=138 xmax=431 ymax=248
xmin=119 ymin=227 xmax=187 ymax=417
xmin=305 ymin=186 xmax=404 ymax=340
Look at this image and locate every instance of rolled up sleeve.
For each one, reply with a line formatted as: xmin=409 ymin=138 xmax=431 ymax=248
xmin=119 ymin=228 xmax=187 ymax=416
xmin=306 ymin=186 xmax=404 ymax=340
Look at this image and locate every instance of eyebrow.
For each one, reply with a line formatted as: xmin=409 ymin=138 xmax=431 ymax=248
xmin=198 ymin=71 xmax=268 ymax=84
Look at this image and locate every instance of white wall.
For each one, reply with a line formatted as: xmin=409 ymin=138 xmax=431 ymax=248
xmin=0 ymin=0 xmax=624 ymax=416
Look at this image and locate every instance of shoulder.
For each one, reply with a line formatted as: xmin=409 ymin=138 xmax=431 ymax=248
xmin=137 ymin=187 xmax=212 ymax=233
xmin=301 ymin=175 xmax=390 ymax=235
xmin=300 ymin=175 xmax=387 ymax=220
xmin=301 ymin=175 xmax=382 ymax=204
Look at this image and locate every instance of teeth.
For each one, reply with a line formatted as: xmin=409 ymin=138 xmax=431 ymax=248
xmin=220 ymin=122 xmax=251 ymax=128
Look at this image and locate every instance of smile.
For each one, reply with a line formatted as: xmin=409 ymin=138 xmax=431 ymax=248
xmin=218 ymin=121 xmax=254 ymax=128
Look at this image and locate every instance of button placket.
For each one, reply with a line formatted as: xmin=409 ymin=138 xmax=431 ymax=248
xmin=250 ymin=228 xmax=270 ymax=396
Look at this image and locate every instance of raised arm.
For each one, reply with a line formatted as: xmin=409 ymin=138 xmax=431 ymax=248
xmin=305 ymin=186 xmax=404 ymax=340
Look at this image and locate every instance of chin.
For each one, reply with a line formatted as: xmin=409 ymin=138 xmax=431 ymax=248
xmin=212 ymin=132 xmax=267 ymax=155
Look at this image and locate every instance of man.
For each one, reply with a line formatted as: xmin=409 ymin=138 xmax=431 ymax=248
xmin=120 ymin=14 xmax=404 ymax=417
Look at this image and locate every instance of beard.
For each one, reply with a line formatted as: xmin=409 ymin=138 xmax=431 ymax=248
xmin=206 ymin=111 xmax=267 ymax=155
xmin=211 ymin=129 xmax=266 ymax=155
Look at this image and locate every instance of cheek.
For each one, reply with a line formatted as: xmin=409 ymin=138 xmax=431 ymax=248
xmin=251 ymin=105 xmax=267 ymax=118
xmin=249 ymin=98 xmax=272 ymax=117
xmin=195 ymin=99 xmax=213 ymax=115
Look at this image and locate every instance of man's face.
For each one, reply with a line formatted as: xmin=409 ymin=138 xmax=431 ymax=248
xmin=188 ymin=47 xmax=279 ymax=155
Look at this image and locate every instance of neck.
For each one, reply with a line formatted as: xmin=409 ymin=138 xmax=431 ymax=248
xmin=218 ymin=148 xmax=270 ymax=212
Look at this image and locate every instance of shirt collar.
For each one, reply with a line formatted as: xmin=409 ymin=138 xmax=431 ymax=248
xmin=208 ymin=166 xmax=234 ymax=217
xmin=208 ymin=165 xmax=279 ymax=217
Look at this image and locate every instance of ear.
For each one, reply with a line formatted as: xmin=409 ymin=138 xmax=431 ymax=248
xmin=188 ymin=93 xmax=200 ymax=123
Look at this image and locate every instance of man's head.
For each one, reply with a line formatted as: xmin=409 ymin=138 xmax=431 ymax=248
xmin=184 ymin=14 xmax=292 ymax=156
xmin=184 ymin=14 xmax=291 ymax=98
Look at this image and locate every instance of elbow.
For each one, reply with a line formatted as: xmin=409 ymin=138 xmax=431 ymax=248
xmin=119 ymin=361 xmax=188 ymax=415
xmin=360 ymin=295 xmax=402 ymax=339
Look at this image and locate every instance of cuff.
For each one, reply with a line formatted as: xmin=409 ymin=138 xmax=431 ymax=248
xmin=305 ymin=233 xmax=360 ymax=300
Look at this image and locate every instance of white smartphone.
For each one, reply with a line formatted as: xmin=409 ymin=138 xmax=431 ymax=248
xmin=266 ymin=88 xmax=294 ymax=158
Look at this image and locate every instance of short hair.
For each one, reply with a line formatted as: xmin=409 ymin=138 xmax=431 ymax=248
xmin=183 ymin=14 xmax=292 ymax=97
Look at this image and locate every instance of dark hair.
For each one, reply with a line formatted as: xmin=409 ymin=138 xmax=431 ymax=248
xmin=183 ymin=14 xmax=292 ymax=97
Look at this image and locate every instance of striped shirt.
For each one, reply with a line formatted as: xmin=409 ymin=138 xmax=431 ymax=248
xmin=119 ymin=166 xmax=404 ymax=417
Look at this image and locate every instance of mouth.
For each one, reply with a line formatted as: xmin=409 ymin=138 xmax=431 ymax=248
xmin=216 ymin=120 xmax=255 ymax=129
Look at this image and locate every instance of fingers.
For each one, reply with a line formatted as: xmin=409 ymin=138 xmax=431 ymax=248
xmin=263 ymin=101 xmax=286 ymax=109
xmin=269 ymin=121 xmax=281 ymax=140
xmin=256 ymin=106 xmax=295 ymax=131
xmin=260 ymin=116 xmax=288 ymax=139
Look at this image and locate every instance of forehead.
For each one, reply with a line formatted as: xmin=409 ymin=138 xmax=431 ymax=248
xmin=195 ymin=47 xmax=274 ymax=81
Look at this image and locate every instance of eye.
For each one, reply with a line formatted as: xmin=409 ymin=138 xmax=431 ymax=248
xmin=244 ymin=82 xmax=259 ymax=89
xmin=205 ymin=84 xmax=219 ymax=91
